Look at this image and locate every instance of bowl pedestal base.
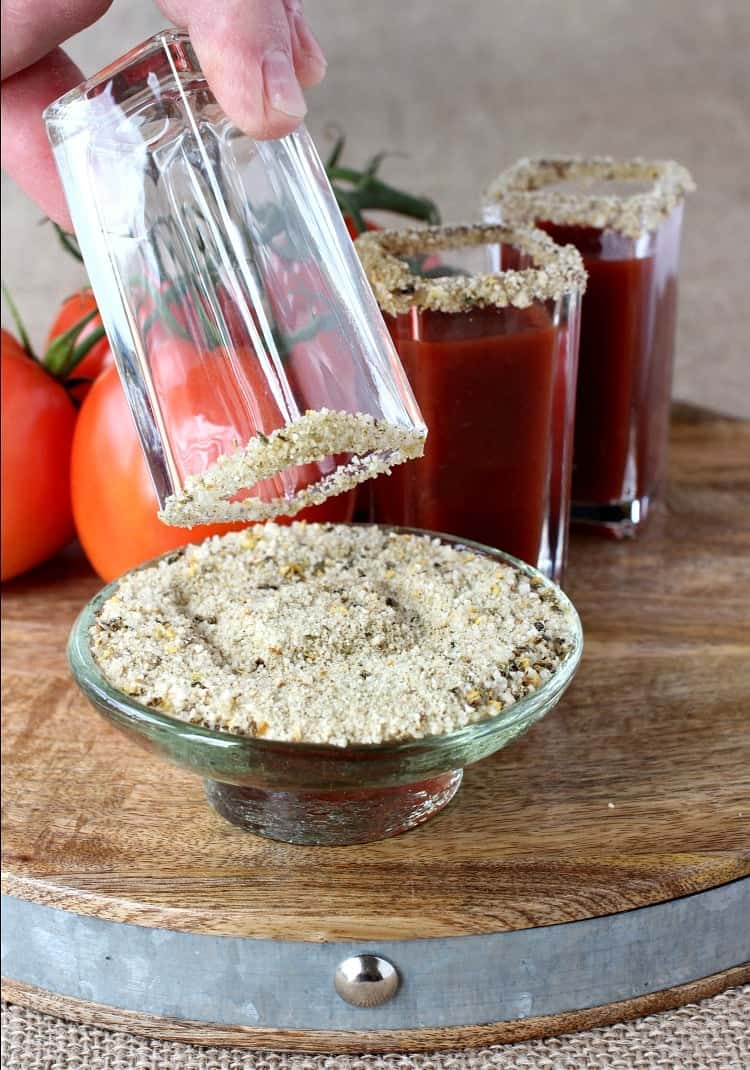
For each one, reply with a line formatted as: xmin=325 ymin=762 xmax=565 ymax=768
xmin=204 ymin=769 xmax=463 ymax=845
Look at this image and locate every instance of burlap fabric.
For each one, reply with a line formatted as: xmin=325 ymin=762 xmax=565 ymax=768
xmin=2 ymin=986 xmax=748 ymax=1069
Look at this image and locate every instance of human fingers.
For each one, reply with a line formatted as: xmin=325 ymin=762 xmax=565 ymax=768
xmin=156 ymin=0 xmax=324 ymax=138
xmin=0 ymin=47 xmax=83 ymax=227
xmin=1 ymin=0 xmax=113 ymax=80
xmin=284 ymin=1 xmax=327 ymax=89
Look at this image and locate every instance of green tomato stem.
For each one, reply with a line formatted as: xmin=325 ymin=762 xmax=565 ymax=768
xmin=42 ymin=307 xmax=101 ymax=378
xmin=1 ymin=282 xmax=35 ymax=357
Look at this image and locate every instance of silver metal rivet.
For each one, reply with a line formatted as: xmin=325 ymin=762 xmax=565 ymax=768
xmin=334 ymin=954 xmax=400 ymax=1007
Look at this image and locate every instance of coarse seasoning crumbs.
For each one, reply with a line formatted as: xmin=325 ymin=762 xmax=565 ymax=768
xmin=159 ymin=409 xmax=426 ymax=528
xmin=91 ymin=524 xmax=577 ymax=747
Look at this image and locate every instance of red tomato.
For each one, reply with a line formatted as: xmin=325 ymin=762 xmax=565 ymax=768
xmin=71 ymin=349 xmax=355 ymax=582
xmin=1 ymin=330 xmax=76 ymax=581
xmin=1 ymin=328 xmax=26 ymax=363
xmin=46 ymin=289 xmax=113 ymax=399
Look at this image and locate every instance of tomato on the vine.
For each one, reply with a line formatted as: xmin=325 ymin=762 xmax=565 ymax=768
xmin=325 ymin=133 xmax=440 ymax=242
xmin=47 ymin=289 xmax=112 ymax=399
xmin=1 ymin=330 xmax=77 ymax=581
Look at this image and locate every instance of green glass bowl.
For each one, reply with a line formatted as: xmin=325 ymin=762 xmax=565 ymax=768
xmin=68 ymin=527 xmax=583 ymax=845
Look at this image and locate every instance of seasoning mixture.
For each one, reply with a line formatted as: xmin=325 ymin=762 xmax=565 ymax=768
xmin=483 ymin=155 xmax=695 ymax=240
xmin=159 ymin=410 xmax=426 ymax=528
xmin=355 ymin=224 xmax=586 ymax=317
xmin=91 ymin=524 xmax=577 ymax=746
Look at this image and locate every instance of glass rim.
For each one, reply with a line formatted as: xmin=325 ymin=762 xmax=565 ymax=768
xmin=157 ymin=418 xmax=427 ymax=527
xmin=355 ymin=222 xmax=587 ymax=317
xmin=484 ymin=155 xmax=695 ymax=240
xmin=68 ymin=524 xmax=583 ymax=758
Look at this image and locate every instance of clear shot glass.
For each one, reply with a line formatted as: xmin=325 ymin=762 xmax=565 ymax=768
xmin=44 ymin=31 xmax=426 ymax=527
xmin=355 ymin=224 xmax=586 ymax=582
xmin=484 ymin=156 xmax=694 ymax=535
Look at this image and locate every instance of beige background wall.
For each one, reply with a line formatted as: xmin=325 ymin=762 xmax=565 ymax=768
xmin=2 ymin=0 xmax=748 ymax=416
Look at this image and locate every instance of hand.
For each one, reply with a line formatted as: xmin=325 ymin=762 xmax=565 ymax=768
xmin=0 ymin=0 xmax=327 ymax=227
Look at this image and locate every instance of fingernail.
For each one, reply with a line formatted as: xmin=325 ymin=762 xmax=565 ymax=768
xmin=295 ymin=15 xmax=327 ymax=74
xmin=263 ymin=49 xmax=307 ymax=118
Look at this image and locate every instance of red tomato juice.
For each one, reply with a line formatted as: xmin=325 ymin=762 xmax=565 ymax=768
xmin=375 ymin=304 xmax=557 ymax=566
xmin=541 ymin=223 xmax=675 ymax=510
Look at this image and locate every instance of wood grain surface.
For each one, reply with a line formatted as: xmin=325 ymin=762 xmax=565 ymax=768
xmin=2 ymin=405 xmax=749 ymax=942
xmin=4 ymin=966 xmax=749 ymax=1053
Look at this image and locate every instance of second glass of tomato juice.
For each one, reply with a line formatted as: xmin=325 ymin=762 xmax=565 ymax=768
xmin=484 ymin=157 xmax=694 ymax=535
xmin=356 ymin=224 xmax=586 ymax=582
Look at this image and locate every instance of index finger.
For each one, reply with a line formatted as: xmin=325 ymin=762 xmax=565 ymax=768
xmin=1 ymin=0 xmax=113 ymax=80
xmin=0 ymin=48 xmax=82 ymax=227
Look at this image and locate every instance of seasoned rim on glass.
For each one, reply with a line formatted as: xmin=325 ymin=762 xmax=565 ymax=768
xmin=484 ymin=156 xmax=695 ymax=240
xmin=355 ymin=223 xmax=587 ymax=317
xmin=158 ymin=413 xmax=426 ymax=527
xmin=68 ymin=526 xmax=583 ymax=756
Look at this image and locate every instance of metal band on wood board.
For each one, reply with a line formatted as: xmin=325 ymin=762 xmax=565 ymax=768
xmin=2 ymin=880 xmax=748 ymax=1032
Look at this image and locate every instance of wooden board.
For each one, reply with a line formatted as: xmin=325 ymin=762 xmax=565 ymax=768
xmin=2 ymin=404 xmax=749 ymax=944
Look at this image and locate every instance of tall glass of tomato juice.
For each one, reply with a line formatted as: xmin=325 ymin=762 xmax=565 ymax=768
xmin=484 ymin=157 xmax=694 ymax=536
xmin=356 ymin=224 xmax=586 ymax=582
